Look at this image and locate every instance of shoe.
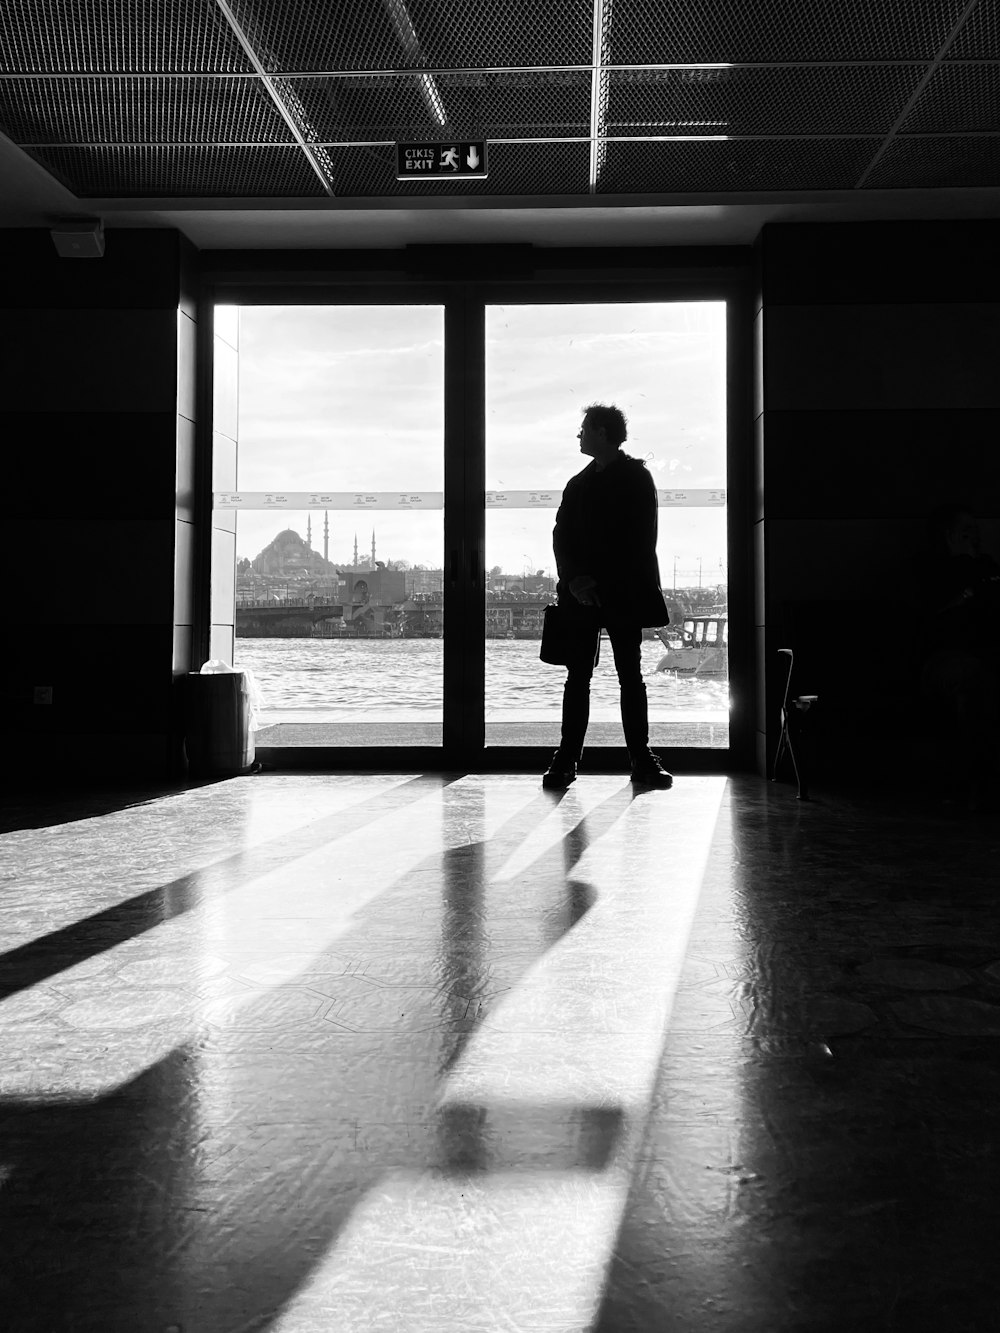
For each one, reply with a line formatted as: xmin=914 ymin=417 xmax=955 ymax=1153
xmin=542 ymin=751 xmax=577 ymax=789
xmin=630 ymin=753 xmax=673 ymax=787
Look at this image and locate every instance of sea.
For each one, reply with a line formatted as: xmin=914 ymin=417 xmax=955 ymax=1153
xmin=234 ymin=637 xmax=729 ymax=725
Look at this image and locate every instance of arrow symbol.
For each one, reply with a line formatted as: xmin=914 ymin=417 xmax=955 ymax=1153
xmin=467 ymin=145 xmax=480 ymax=169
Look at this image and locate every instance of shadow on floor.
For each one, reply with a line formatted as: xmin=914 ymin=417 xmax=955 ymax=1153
xmin=0 ymin=784 xmax=636 ymax=1332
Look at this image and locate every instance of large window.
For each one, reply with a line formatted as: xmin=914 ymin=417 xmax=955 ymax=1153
xmin=218 ymin=304 xmax=445 ymax=747
xmin=210 ymin=292 xmax=734 ymax=758
xmin=484 ymin=301 xmax=728 ymax=749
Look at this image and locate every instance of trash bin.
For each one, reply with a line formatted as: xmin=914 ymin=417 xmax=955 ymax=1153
xmin=185 ymin=670 xmax=255 ymax=777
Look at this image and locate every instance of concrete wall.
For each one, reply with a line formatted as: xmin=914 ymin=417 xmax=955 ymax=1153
xmin=754 ymin=220 xmax=1000 ymax=777
xmin=0 ymin=229 xmax=199 ymax=779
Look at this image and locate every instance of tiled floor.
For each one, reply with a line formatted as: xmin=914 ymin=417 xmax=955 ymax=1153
xmin=1 ymin=771 xmax=999 ymax=1331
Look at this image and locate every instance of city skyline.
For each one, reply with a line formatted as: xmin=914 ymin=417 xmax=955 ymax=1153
xmin=228 ymin=301 xmax=729 ymax=578
xmin=239 ymin=521 xmax=725 ymax=592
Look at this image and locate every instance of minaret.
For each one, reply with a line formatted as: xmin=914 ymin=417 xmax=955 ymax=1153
xmin=371 ymin=529 xmax=376 ymax=568
xmin=323 ymin=511 xmax=329 ymax=565
xmin=306 ymin=514 xmax=312 ymax=549
xmin=353 ymin=533 xmax=359 ymax=566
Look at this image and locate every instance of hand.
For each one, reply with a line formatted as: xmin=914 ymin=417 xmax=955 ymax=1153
xmin=569 ymin=576 xmax=601 ymax=607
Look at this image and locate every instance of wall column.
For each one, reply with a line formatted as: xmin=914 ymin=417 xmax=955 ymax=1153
xmin=0 ymin=228 xmax=199 ymax=780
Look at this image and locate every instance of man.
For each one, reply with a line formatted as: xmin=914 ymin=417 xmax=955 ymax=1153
xmin=543 ymin=403 xmax=674 ymax=790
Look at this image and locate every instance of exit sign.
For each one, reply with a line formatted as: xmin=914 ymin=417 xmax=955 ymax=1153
xmin=396 ymin=141 xmax=488 ymax=181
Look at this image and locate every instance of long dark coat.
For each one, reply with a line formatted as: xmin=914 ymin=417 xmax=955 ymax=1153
xmin=552 ymin=452 xmax=670 ymax=628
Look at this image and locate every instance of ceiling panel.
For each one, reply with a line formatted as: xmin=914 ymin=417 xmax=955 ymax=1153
xmin=864 ymin=134 xmax=1000 ymax=187
xmin=294 ymin=70 xmax=591 ymax=143
xmin=901 ymin=61 xmax=1000 ymax=132
xmin=220 ymin=0 xmax=403 ymax=73
xmin=221 ymin=0 xmax=593 ymax=72
xmin=605 ymin=64 xmax=925 ymax=137
xmin=0 ymin=0 xmax=253 ymax=73
xmin=23 ymin=143 xmax=329 ymax=195
xmin=598 ymin=137 xmax=881 ymax=193
xmin=0 ymin=76 xmax=293 ymax=144
xmin=949 ymin=0 xmax=1000 ymax=57
xmin=608 ymin=0 xmax=976 ymax=64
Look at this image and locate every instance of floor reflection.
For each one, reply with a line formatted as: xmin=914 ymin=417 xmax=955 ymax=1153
xmin=17 ymin=773 xmax=991 ymax=1331
xmin=595 ymin=779 xmax=1000 ymax=1333
xmin=1 ymin=774 xmax=723 ymax=1331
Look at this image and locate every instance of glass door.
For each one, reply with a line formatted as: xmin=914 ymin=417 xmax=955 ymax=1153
xmin=209 ymin=289 xmax=737 ymax=764
xmin=216 ymin=303 xmax=446 ymax=748
xmin=484 ymin=301 xmax=729 ymax=752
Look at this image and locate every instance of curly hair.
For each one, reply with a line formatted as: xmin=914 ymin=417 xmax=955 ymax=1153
xmin=583 ymin=403 xmax=628 ymax=446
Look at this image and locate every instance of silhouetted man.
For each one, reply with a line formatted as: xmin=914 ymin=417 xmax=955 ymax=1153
xmin=543 ymin=403 xmax=673 ymax=789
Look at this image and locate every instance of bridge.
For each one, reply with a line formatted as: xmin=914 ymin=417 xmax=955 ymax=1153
xmin=234 ymin=595 xmax=559 ymax=638
xmin=236 ymin=601 xmax=344 ymax=636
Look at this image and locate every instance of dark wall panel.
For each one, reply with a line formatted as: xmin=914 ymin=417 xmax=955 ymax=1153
xmin=1 ymin=519 xmax=174 ymax=623
xmin=5 ymin=624 xmax=174 ymax=732
xmin=766 ymin=517 xmax=920 ymax=601
xmin=762 ymin=409 xmax=1000 ymax=519
xmin=0 ymin=228 xmax=192 ymax=310
xmin=764 ymin=304 xmax=1000 ymax=412
xmin=0 ymin=309 xmax=180 ymax=414
xmin=760 ymin=221 xmax=1000 ymax=307
xmin=757 ymin=219 xmax=1000 ymax=784
xmin=2 ymin=412 xmax=180 ymax=519
xmin=1 ymin=228 xmax=196 ymax=779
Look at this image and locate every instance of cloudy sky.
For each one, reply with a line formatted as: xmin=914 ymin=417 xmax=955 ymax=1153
xmin=228 ymin=300 xmax=728 ymax=585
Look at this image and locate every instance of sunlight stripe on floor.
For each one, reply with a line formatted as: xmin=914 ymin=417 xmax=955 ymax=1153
xmin=272 ymin=776 xmax=727 ymax=1333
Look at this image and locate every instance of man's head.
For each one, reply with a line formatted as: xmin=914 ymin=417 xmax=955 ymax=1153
xmin=578 ymin=403 xmax=627 ymax=460
xmin=581 ymin=403 xmax=627 ymax=445
xmin=929 ymin=503 xmax=979 ymax=558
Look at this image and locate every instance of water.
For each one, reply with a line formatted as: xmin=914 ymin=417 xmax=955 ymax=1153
xmin=234 ymin=637 xmax=728 ymax=722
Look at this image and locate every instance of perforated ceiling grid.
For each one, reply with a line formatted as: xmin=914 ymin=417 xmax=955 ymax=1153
xmin=0 ymin=0 xmax=997 ymax=199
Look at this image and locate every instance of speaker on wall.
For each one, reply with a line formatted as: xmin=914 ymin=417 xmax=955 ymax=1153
xmin=50 ymin=218 xmax=105 ymax=258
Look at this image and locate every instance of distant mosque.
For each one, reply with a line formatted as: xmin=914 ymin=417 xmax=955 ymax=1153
xmin=300 ymin=511 xmax=377 ymax=569
xmin=251 ymin=517 xmax=378 ymax=578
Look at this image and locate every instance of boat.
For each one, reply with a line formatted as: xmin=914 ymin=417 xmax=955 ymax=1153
xmin=654 ymin=615 xmax=728 ymax=676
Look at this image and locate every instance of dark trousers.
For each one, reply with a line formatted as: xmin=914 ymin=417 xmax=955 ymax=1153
xmin=559 ymin=617 xmax=649 ymax=761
